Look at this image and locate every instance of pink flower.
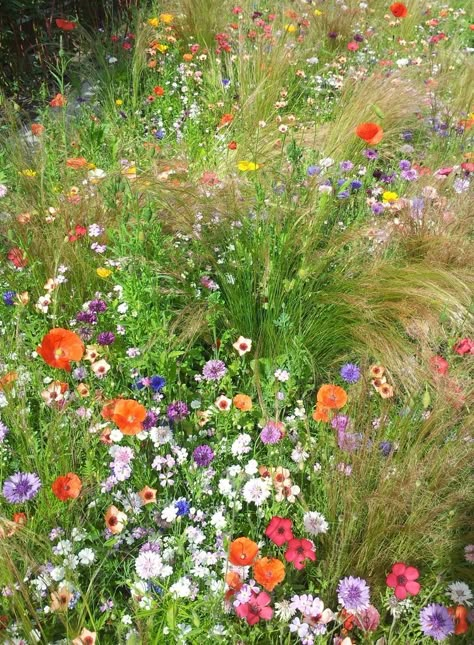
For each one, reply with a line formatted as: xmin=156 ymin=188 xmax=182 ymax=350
xmin=235 ymin=591 xmax=273 ymax=625
xmin=265 ymin=517 xmax=293 ymax=547
xmin=386 ymin=562 xmax=420 ymax=600
xmin=430 ymin=355 xmax=449 ymax=376
xmin=453 ymin=338 xmax=474 ymax=356
xmin=284 ymin=538 xmax=316 ymax=570
xmin=354 ymin=605 xmax=381 ymax=631
xmin=347 ymin=41 xmax=359 ymax=51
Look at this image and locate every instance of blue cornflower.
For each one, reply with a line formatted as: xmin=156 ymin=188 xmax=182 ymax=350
xmin=2 ymin=291 xmax=16 ymax=306
xmin=340 ymin=363 xmax=361 ymax=383
xmin=150 ymin=375 xmax=166 ymax=392
xmin=175 ymin=499 xmax=190 ymax=516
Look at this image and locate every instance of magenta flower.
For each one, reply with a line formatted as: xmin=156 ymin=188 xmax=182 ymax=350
xmin=284 ymin=538 xmax=316 ymax=570
xmin=235 ymin=591 xmax=273 ymax=625
xmin=265 ymin=516 xmax=293 ymax=547
xmin=386 ymin=562 xmax=420 ymax=600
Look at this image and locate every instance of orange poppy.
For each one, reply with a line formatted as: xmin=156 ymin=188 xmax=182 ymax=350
xmin=0 ymin=371 xmax=18 ymax=391
xmin=153 ymin=86 xmax=165 ymax=96
xmin=233 ymin=394 xmax=253 ymax=411
xmin=312 ymin=403 xmax=330 ymax=422
xmin=390 ymin=3 xmax=408 ymax=18
xmin=253 ymin=557 xmax=286 ymax=591
xmin=317 ymin=384 xmax=348 ymax=409
xmin=229 ymin=537 xmax=259 ymax=566
xmin=50 ymin=93 xmax=67 ymax=108
xmin=219 ymin=113 xmax=234 ymax=127
xmin=448 ymin=606 xmax=469 ymax=635
xmin=225 ymin=571 xmax=243 ymax=600
xmin=355 ymin=122 xmax=384 ymax=145
xmin=109 ymin=399 xmax=147 ymax=435
xmin=13 ymin=512 xmax=27 ymax=525
xmin=51 ymin=473 xmax=82 ymax=501
xmin=37 ymin=328 xmax=84 ymax=371
xmin=31 ymin=123 xmax=45 ymax=136
xmin=55 ymin=18 xmax=77 ymax=30
xmin=183 ymin=53 xmax=193 ymax=62
xmin=104 ymin=505 xmax=127 ymax=534
xmin=66 ymin=157 xmax=88 ymax=169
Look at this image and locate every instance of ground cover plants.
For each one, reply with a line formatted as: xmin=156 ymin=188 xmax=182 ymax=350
xmin=0 ymin=0 xmax=473 ymax=643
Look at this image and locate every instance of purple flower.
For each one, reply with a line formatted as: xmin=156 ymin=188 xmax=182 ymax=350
xmin=0 ymin=421 xmax=9 ymax=442
xmin=72 ymin=366 xmax=87 ymax=380
xmin=307 ymin=165 xmax=321 ymax=176
xmin=354 ymin=33 xmax=364 ymax=42
xmin=202 ymin=359 xmax=227 ymax=381
xmin=142 ymin=411 xmax=159 ymax=430
xmin=401 ymin=169 xmax=418 ymax=181
xmin=97 ymin=331 xmax=115 ymax=346
xmin=420 ymin=604 xmax=454 ymax=642
xmin=167 ymin=401 xmax=189 ymax=421
xmin=3 ymin=472 xmax=41 ymax=503
xmin=193 ymin=444 xmax=215 ymax=467
xmin=3 ymin=291 xmax=16 ymax=306
xmin=363 ymin=148 xmax=378 ymax=160
xmin=331 ymin=414 xmax=349 ymax=432
xmin=350 ymin=180 xmax=362 ymax=190
xmin=78 ymin=327 xmax=94 ymax=341
xmin=88 ymin=299 xmax=107 ymax=313
xmin=337 ymin=576 xmax=371 ymax=612
xmin=76 ymin=311 xmax=97 ymax=324
xmin=260 ymin=420 xmax=283 ymax=445
xmin=340 ymin=160 xmax=354 ymax=172
xmin=338 ymin=430 xmax=363 ymax=452
xmin=379 ymin=440 xmax=393 ymax=456
xmin=399 ymin=160 xmax=411 ymax=171
xmin=340 ymin=363 xmax=360 ymax=383
xmin=150 ymin=375 xmax=166 ymax=392
xmin=371 ymin=202 xmax=385 ymax=215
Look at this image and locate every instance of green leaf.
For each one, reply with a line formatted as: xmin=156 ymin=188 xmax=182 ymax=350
xmin=422 ymin=388 xmax=431 ymax=409
xmin=166 ymin=603 xmax=176 ymax=630
xmin=372 ymin=104 xmax=385 ymax=119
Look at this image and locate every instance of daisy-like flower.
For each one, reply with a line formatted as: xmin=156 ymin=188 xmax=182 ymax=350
xmin=3 ymin=472 xmax=42 ymax=503
xmin=420 ymin=604 xmax=454 ymax=641
xmin=303 ymin=511 xmax=329 ymax=536
xmin=274 ymin=599 xmax=296 ymax=621
xmin=202 ymin=359 xmax=227 ymax=381
xmin=337 ymin=576 xmax=371 ymax=612
xmin=447 ymin=581 xmax=473 ymax=607
xmin=233 ymin=336 xmax=252 ymax=356
xmin=242 ymin=478 xmax=271 ymax=507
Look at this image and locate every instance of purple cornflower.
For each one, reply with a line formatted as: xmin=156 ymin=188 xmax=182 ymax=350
xmin=401 ymin=169 xmax=418 ymax=181
xmin=2 ymin=291 xmax=16 ymax=306
xmin=337 ymin=190 xmax=350 ymax=199
xmin=328 ymin=31 xmax=338 ymax=39
xmin=337 ymin=576 xmax=371 ymax=612
xmin=260 ymin=420 xmax=283 ymax=445
xmin=76 ymin=311 xmax=97 ymax=324
xmin=3 ymin=472 xmax=41 ymax=503
xmin=193 ymin=444 xmax=215 ymax=467
xmin=402 ymin=130 xmax=413 ymax=141
xmin=202 ymin=359 xmax=227 ymax=381
xmin=420 ymin=604 xmax=454 ymax=641
xmin=399 ymin=159 xmax=411 ymax=171
xmin=0 ymin=421 xmax=9 ymax=442
xmin=78 ymin=327 xmax=94 ymax=341
xmin=340 ymin=160 xmax=354 ymax=172
xmin=142 ymin=410 xmax=159 ymax=430
xmin=167 ymin=401 xmax=189 ymax=421
xmin=379 ymin=440 xmax=393 ymax=456
xmin=88 ymin=299 xmax=107 ymax=313
xmin=155 ymin=129 xmax=165 ymax=140
xmin=150 ymin=375 xmax=166 ymax=392
xmin=340 ymin=363 xmax=360 ymax=383
xmin=371 ymin=202 xmax=385 ymax=215
xmin=175 ymin=499 xmax=190 ymax=516
xmin=331 ymin=414 xmax=349 ymax=432
xmin=307 ymin=165 xmax=321 ymax=176
xmin=72 ymin=366 xmax=87 ymax=380
xmin=363 ymin=148 xmax=378 ymax=160
xmin=350 ymin=180 xmax=362 ymax=190
xmin=97 ymin=331 xmax=115 ymax=345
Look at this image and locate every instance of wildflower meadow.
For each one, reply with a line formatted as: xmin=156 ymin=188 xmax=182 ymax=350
xmin=0 ymin=1 xmax=473 ymax=643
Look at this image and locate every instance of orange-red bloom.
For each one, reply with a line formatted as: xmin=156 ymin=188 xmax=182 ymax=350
xmin=355 ymin=122 xmax=384 ymax=145
xmin=448 ymin=606 xmax=469 ymax=635
xmin=66 ymin=157 xmax=88 ymax=169
xmin=153 ymin=86 xmax=165 ymax=96
xmin=390 ymin=3 xmax=408 ymax=18
xmin=233 ymin=394 xmax=253 ymax=411
xmin=31 ymin=123 xmax=45 ymax=136
xmin=312 ymin=403 xmax=331 ymax=422
xmin=50 ymin=93 xmax=67 ymax=108
xmin=253 ymin=557 xmax=286 ymax=591
xmin=107 ymin=399 xmax=147 ymax=435
xmin=37 ymin=328 xmax=84 ymax=371
xmin=51 ymin=473 xmax=82 ymax=501
xmin=316 ymin=384 xmax=348 ymax=409
xmin=229 ymin=537 xmax=259 ymax=566
xmin=55 ymin=18 xmax=77 ymax=30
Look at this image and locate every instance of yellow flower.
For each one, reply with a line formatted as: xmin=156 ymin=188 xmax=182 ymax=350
xmin=147 ymin=17 xmax=159 ymax=28
xmin=314 ymin=9 xmax=323 ymax=16
xmin=237 ymin=161 xmax=261 ymax=172
xmin=382 ymin=191 xmax=399 ymax=203
xmin=156 ymin=44 xmax=168 ymax=53
xmin=97 ymin=268 xmax=112 ymax=279
xmin=285 ymin=24 xmax=297 ymax=33
xmin=115 ymin=99 xmax=123 ymax=106
xmin=160 ymin=13 xmax=174 ymax=24
xmin=20 ymin=169 xmax=37 ymax=177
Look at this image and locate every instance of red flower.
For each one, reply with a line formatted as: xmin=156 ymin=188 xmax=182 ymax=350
xmin=50 ymin=93 xmax=67 ymax=108
xmin=153 ymin=86 xmax=165 ymax=96
xmin=355 ymin=122 xmax=384 ymax=145
xmin=7 ymin=247 xmax=28 ymax=268
xmin=390 ymin=3 xmax=408 ymax=18
xmin=284 ymin=538 xmax=316 ymax=570
xmin=37 ymin=328 xmax=85 ymax=371
xmin=228 ymin=141 xmax=237 ymax=150
xmin=235 ymin=591 xmax=273 ymax=625
xmin=430 ymin=355 xmax=449 ymax=376
xmin=55 ymin=18 xmax=77 ymax=31
xmin=347 ymin=41 xmax=359 ymax=51
xmin=448 ymin=606 xmax=469 ymax=635
xmin=453 ymin=338 xmax=474 ymax=356
xmin=265 ymin=516 xmax=294 ymax=546
xmin=386 ymin=562 xmax=420 ymax=600
xmin=51 ymin=473 xmax=82 ymax=501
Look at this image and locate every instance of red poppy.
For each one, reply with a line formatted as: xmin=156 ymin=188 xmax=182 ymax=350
xmin=107 ymin=399 xmax=147 ymax=435
xmin=390 ymin=3 xmax=408 ymax=18
xmin=430 ymin=355 xmax=448 ymax=376
xmin=265 ymin=516 xmax=294 ymax=546
xmin=386 ymin=562 xmax=420 ymax=600
xmin=448 ymin=606 xmax=469 ymax=635
xmin=51 ymin=473 xmax=82 ymax=501
xmin=55 ymin=18 xmax=77 ymax=31
xmin=13 ymin=512 xmax=27 ymax=525
xmin=228 ymin=141 xmax=237 ymax=150
xmin=68 ymin=224 xmax=87 ymax=242
xmin=31 ymin=123 xmax=45 ymax=136
xmin=66 ymin=157 xmax=88 ymax=169
xmin=355 ymin=122 xmax=384 ymax=145
xmin=153 ymin=86 xmax=165 ymax=96
xmin=37 ymin=328 xmax=84 ymax=371
xmin=219 ymin=113 xmax=234 ymax=127
xmin=7 ymin=247 xmax=28 ymax=268
xmin=453 ymin=338 xmax=474 ymax=355
xmin=50 ymin=93 xmax=67 ymax=108
xmin=229 ymin=537 xmax=259 ymax=566
xmin=284 ymin=538 xmax=316 ymax=570
xmin=317 ymin=384 xmax=348 ymax=409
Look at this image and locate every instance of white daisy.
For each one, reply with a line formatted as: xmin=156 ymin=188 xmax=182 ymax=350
xmin=447 ymin=581 xmax=473 ymax=606
xmin=303 ymin=511 xmax=329 ymax=536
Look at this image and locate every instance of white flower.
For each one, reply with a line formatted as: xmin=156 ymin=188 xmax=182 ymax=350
xmin=135 ymin=551 xmax=164 ymax=580
xmin=303 ymin=511 xmax=329 ymax=536
xmin=242 ymin=478 xmax=271 ymax=507
xmin=215 ymin=395 xmax=232 ymax=411
xmin=108 ymin=56 xmax=118 ymax=64
xmin=161 ymin=503 xmax=178 ymax=523
xmin=91 ymin=358 xmax=110 ymax=377
xmin=291 ymin=443 xmax=309 ymax=465
xmin=110 ymin=428 xmax=123 ymax=442
xmin=54 ymin=539 xmax=73 ymax=555
xmin=244 ymin=459 xmax=258 ymax=475
xmin=275 ymin=599 xmax=296 ymax=621
xmin=447 ymin=581 xmax=473 ymax=606
xmin=218 ymin=478 xmax=233 ymax=496
xmin=210 ymin=510 xmax=227 ymax=530
xmin=170 ymin=577 xmax=193 ymax=598
xmin=233 ymin=336 xmax=252 ymax=356
xmin=117 ymin=302 xmax=129 ymax=314
xmin=63 ymin=554 xmax=79 ymax=570
xmin=274 ymin=369 xmax=290 ymax=382
xmin=50 ymin=566 xmax=66 ymax=582
xmin=121 ymin=614 xmax=132 ymax=625
xmin=78 ymin=548 xmax=95 ymax=565
xmin=231 ymin=433 xmax=252 ymax=457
